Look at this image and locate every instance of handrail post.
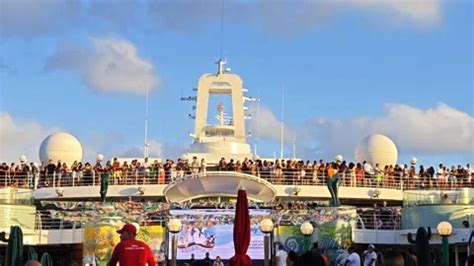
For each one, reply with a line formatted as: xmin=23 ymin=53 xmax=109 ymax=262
xmin=53 ymin=173 xmax=56 ymax=188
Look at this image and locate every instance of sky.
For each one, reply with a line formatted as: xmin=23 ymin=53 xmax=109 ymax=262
xmin=0 ymin=0 xmax=473 ymax=167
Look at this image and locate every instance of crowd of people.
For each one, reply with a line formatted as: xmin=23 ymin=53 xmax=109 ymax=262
xmin=0 ymin=156 xmax=472 ymax=190
xmin=273 ymin=243 xmax=417 ymax=266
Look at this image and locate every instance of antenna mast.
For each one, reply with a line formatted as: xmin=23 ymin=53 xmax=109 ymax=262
xmin=280 ymin=85 xmax=284 ymax=159
xmin=144 ymin=83 xmax=150 ymax=158
xmin=219 ymin=0 xmax=225 ymax=59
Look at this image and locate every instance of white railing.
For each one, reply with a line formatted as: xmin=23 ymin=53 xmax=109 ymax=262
xmin=2 ymin=171 xmax=473 ymax=191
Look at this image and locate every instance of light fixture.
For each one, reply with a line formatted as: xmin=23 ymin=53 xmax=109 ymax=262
xmin=19 ymin=155 xmax=27 ymax=164
xmin=410 ymin=157 xmax=417 ymax=165
xmin=168 ymin=218 xmax=182 ymax=266
xmin=168 ymin=218 xmax=182 ymax=234
xmin=437 ymin=221 xmax=453 ymax=266
xmin=300 ymin=221 xmax=314 ymax=252
xmin=335 ymin=154 xmax=343 ymax=162
xmin=300 ymin=221 xmax=314 ymax=236
xmin=259 ymin=218 xmax=274 ymax=266
xmin=437 ymin=221 xmax=453 ymax=237
xmin=259 ymin=218 xmax=274 ymax=234
xmin=293 ymin=187 xmax=301 ymax=196
xmin=96 ymin=154 xmax=104 ymax=162
xmin=56 ymin=188 xmax=64 ymax=197
xmin=372 ymin=189 xmax=381 ymax=198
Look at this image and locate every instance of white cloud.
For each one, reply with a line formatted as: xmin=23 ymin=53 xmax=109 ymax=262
xmin=0 ymin=113 xmax=62 ymax=163
xmin=149 ymin=0 xmax=442 ymax=35
xmin=247 ymin=104 xmax=297 ymax=143
xmin=0 ymin=0 xmax=442 ymax=40
xmin=347 ymin=0 xmax=441 ymax=24
xmin=248 ymin=103 xmax=473 ymax=161
xmin=45 ymin=38 xmax=158 ymax=95
xmin=0 ymin=0 xmax=81 ymax=38
xmin=304 ymin=103 xmax=474 ymax=160
xmin=0 ymin=113 xmax=181 ymax=164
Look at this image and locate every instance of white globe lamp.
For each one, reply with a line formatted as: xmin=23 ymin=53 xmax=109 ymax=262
xmin=437 ymin=221 xmax=453 ymax=237
xmin=437 ymin=221 xmax=453 ymax=266
xmin=259 ymin=218 xmax=274 ymax=234
xmin=19 ymin=155 xmax=27 ymax=164
xmin=410 ymin=157 xmax=418 ymax=165
xmin=168 ymin=218 xmax=182 ymax=234
xmin=300 ymin=221 xmax=314 ymax=253
xmin=335 ymin=154 xmax=343 ymax=162
xmin=259 ymin=218 xmax=274 ymax=266
xmin=97 ymin=154 xmax=104 ymax=162
xmin=300 ymin=221 xmax=314 ymax=236
xmin=168 ymin=218 xmax=182 ymax=266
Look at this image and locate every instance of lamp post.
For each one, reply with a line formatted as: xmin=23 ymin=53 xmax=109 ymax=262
xmin=259 ymin=218 xmax=274 ymax=266
xmin=437 ymin=221 xmax=453 ymax=266
xmin=168 ymin=218 xmax=182 ymax=266
xmin=300 ymin=221 xmax=314 ymax=252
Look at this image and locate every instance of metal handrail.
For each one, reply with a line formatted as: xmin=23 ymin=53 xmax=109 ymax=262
xmin=356 ymin=209 xmax=402 ymax=230
xmin=1 ymin=171 xmax=472 ymax=191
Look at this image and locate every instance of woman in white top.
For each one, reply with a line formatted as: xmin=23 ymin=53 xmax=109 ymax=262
xmin=213 ymin=256 xmax=224 ymax=266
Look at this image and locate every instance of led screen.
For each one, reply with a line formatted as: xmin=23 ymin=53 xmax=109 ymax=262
xmin=169 ymin=209 xmax=271 ymax=260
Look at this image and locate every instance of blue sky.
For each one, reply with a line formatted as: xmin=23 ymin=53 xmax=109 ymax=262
xmin=1 ymin=0 xmax=473 ymax=167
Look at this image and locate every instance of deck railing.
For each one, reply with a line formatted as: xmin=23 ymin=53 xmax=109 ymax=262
xmin=1 ymin=171 xmax=472 ymax=191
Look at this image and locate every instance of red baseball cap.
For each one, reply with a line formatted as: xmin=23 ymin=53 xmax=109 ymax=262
xmin=117 ymin=224 xmax=137 ymax=234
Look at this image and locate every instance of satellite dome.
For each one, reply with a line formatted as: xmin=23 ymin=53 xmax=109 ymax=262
xmin=39 ymin=132 xmax=83 ymax=166
xmin=355 ymin=134 xmax=398 ymax=167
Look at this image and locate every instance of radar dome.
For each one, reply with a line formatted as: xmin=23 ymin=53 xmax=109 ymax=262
xmin=39 ymin=132 xmax=83 ymax=166
xmin=355 ymin=134 xmax=398 ymax=167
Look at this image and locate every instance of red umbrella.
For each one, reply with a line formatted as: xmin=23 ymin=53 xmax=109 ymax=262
xmin=229 ymin=188 xmax=252 ymax=266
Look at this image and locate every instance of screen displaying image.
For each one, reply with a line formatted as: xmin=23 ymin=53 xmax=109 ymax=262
xmin=169 ymin=209 xmax=271 ymax=260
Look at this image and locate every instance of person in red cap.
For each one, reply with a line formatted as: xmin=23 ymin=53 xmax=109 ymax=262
xmin=108 ymin=223 xmax=156 ymax=266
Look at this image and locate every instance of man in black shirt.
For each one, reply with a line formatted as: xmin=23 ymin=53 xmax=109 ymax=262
xmin=202 ymin=252 xmax=212 ymax=266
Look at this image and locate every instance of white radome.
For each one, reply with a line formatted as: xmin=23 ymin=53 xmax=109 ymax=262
xmin=355 ymin=134 xmax=398 ymax=168
xmin=39 ymin=132 xmax=83 ymax=166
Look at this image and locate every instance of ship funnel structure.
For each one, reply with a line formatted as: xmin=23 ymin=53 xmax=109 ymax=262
xmin=182 ymin=60 xmax=254 ymax=163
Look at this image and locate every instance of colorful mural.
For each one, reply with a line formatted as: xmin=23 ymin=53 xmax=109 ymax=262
xmin=83 ymin=224 xmax=165 ymax=266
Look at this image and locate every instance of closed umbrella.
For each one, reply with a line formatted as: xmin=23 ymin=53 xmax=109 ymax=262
xmin=26 ymin=246 xmax=38 ymax=261
xmin=229 ymin=188 xmax=252 ymax=266
xmin=1 ymin=225 xmax=24 ymax=266
xmin=40 ymin=252 xmax=52 ymax=266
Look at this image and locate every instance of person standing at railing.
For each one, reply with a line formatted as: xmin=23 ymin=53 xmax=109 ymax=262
xmin=347 ymin=162 xmax=356 ymax=187
xmin=157 ymin=162 xmax=165 ymax=184
xmin=218 ymin=157 xmax=226 ymax=171
xmin=45 ymin=159 xmax=55 ymax=187
xmin=437 ymin=164 xmax=445 ymax=189
xmin=449 ymin=166 xmax=457 ymax=189
xmin=373 ymin=163 xmax=383 ymax=188
xmin=466 ymin=163 xmax=472 ymax=187
xmin=61 ymin=162 xmax=70 ymax=187
xmin=55 ymin=160 xmax=63 ymax=187
xmin=176 ymin=158 xmax=184 ymax=178
xmin=200 ymin=158 xmax=207 ymax=175
xmin=408 ymin=165 xmax=416 ymax=189
xmin=112 ymin=157 xmax=122 ymax=184
xmin=71 ymin=161 xmax=78 ymax=186
xmin=83 ymin=162 xmax=93 ymax=185
xmin=29 ymin=162 xmax=39 ymax=189
xmin=191 ymin=156 xmax=200 ymax=175
xmin=355 ymin=163 xmax=364 ymax=187
xmin=94 ymin=159 xmax=103 ymax=186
